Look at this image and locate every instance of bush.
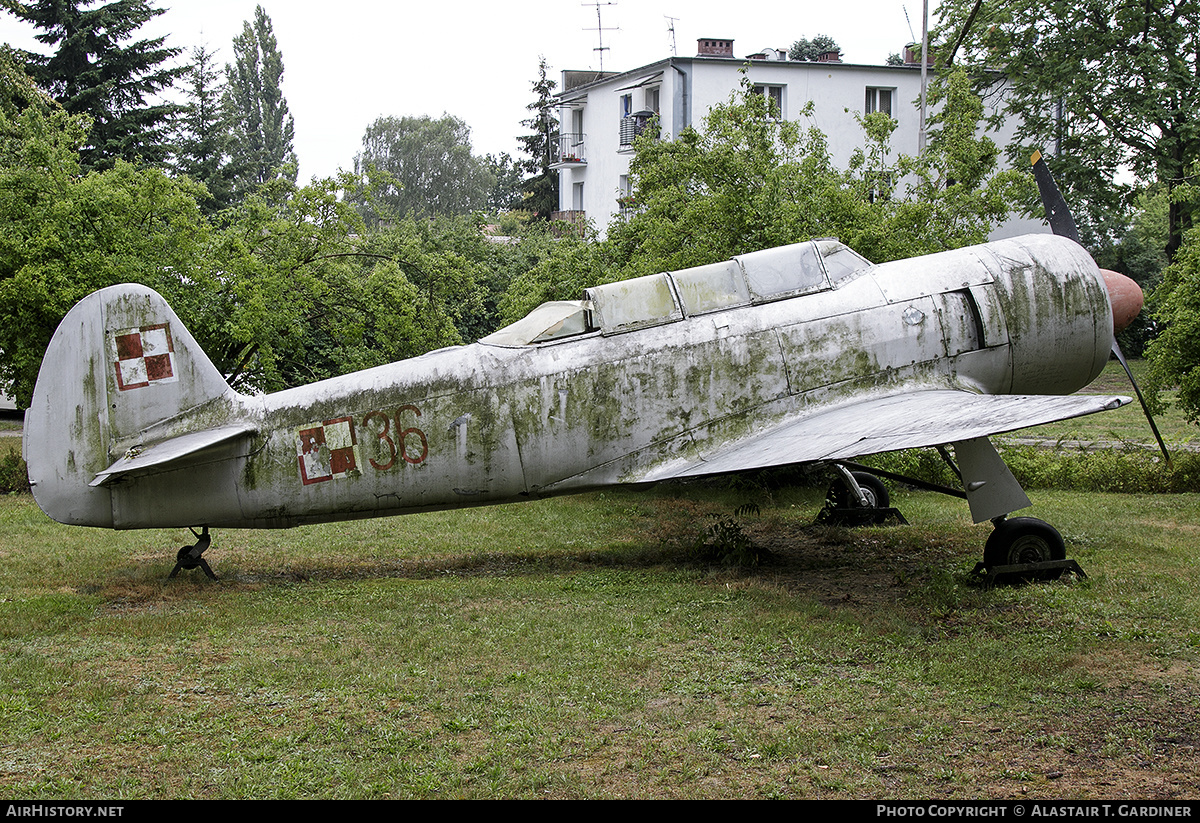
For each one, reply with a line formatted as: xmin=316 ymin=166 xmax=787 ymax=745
xmin=864 ymin=445 xmax=1200 ymax=495
xmin=0 ymin=443 xmax=28 ymax=494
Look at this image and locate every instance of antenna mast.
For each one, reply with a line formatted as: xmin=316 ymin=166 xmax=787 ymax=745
xmin=583 ymin=1 xmax=618 ymax=72
xmin=665 ymin=15 xmax=679 ymax=56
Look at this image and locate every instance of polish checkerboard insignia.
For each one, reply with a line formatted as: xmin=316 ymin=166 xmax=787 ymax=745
xmin=112 ymin=323 xmax=178 ymax=391
xmin=297 ymin=416 xmax=361 ymax=485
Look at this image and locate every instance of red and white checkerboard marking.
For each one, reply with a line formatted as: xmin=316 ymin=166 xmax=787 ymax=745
xmin=297 ymin=416 xmax=360 ymax=485
xmin=112 ymin=323 xmax=177 ymax=391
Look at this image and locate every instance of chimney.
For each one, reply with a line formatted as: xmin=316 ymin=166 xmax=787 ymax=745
xmin=817 ymin=49 xmax=842 ymax=62
xmin=904 ymin=43 xmax=934 ymax=65
xmin=697 ymin=38 xmax=734 ymax=57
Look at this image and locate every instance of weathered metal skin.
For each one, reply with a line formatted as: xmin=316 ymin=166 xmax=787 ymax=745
xmin=23 ymin=233 xmax=1123 ymax=531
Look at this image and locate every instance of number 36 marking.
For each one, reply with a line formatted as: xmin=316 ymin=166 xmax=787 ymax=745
xmin=361 ymin=404 xmax=428 ymax=470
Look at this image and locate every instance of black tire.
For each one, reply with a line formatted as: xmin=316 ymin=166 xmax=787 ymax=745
xmin=983 ymin=517 xmax=1065 ymax=568
xmin=828 ymin=471 xmax=889 ymax=509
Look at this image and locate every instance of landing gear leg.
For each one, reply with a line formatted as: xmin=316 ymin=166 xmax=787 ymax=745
xmin=816 ymin=465 xmax=907 ymax=526
xmin=168 ymin=526 xmax=217 ymax=581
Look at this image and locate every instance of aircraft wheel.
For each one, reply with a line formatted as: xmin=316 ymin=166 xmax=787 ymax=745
xmin=829 ymin=471 xmax=889 ymax=509
xmin=983 ymin=517 xmax=1065 ymax=568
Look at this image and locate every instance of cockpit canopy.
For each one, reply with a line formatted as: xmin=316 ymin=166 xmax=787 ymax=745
xmin=480 ymin=238 xmax=872 ymax=347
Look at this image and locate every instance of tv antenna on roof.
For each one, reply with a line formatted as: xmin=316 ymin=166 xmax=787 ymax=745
xmin=583 ymin=1 xmax=618 ymax=72
xmin=902 ymin=5 xmax=917 ymax=42
xmin=665 ymin=15 xmax=679 ymax=56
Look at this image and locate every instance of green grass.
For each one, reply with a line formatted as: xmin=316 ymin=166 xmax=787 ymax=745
xmin=2 ymin=482 xmax=1200 ymax=798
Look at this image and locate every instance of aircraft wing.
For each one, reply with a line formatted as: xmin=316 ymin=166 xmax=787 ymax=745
xmin=641 ymin=390 xmax=1131 ymax=482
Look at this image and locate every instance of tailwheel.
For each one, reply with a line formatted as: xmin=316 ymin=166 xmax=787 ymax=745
xmin=168 ymin=526 xmax=217 ymax=581
xmin=975 ymin=517 xmax=1084 ymax=586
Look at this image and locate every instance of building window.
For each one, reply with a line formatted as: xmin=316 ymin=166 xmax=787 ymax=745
xmin=753 ymin=84 xmax=785 ymax=117
xmin=865 ymin=87 xmax=894 ymax=116
xmin=645 ymin=86 xmax=660 ymax=114
xmin=572 ymin=182 xmax=585 ymax=211
xmin=620 ymin=93 xmax=632 ymax=118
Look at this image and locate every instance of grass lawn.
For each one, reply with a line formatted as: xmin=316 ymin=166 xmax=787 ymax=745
xmin=1 ymin=480 xmax=1199 ymax=799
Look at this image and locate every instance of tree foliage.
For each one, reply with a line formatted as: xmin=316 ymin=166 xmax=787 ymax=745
xmin=2 ymin=0 xmax=183 ymax=169
xmin=171 ymin=44 xmax=235 ymax=212
xmin=1146 ymin=214 xmax=1200 ymax=420
xmin=0 ymin=104 xmax=208 ymax=404
xmin=482 ymin=151 xmax=524 ymax=213
xmin=354 ymin=114 xmax=494 ymax=222
xmin=935 ymin=0 xmax=1200 ymax=258
xmin=0 ymin=98 xmax=524 ymax=403
xmin=224 ymin=4 xmax=296 ymax=199
xmin=517 ymin=57 xmax=559 ymax=220
xmin=788 ymin=35 xmax=840 ymax=61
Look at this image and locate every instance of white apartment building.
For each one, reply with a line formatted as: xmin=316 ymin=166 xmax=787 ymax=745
xmin=553 ymin=38 xmax=1042 ymax=239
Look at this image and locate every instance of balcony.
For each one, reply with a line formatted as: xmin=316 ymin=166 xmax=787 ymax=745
xmin=552 ymin=133 xmax=587 ymax=167
xmin=550 ymin=210 xmax=587 ymax=235
xmin=618 ymin=111 xmax=659 ymax=153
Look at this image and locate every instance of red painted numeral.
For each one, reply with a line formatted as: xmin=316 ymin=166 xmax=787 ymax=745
xmin=359 ymin=405 xmax=427 ymax=471
xmin=362 ymin=410 xmax=397 ymax=471
xmin=397 ymin=404 xmax=428 ymax=465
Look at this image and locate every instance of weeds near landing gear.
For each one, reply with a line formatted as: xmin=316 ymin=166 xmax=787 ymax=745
xmin=692 ymin=504 xmax=770 ymax=567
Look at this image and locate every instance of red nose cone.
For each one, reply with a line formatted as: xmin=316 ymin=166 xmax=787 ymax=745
xmin=1102 ymin=269 xmax=1144 ymax=334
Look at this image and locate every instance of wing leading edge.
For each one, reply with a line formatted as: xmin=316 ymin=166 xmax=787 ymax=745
xmin=639 ymin=390 xmax=1131 ymax=483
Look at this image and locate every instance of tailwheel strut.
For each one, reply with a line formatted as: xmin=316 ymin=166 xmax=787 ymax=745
xmin=168 ymin=526 xmax=217 ymax=581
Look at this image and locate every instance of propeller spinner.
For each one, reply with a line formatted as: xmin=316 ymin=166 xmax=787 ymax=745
xmin=1030 ymin=151 xmax=1170 ymax=466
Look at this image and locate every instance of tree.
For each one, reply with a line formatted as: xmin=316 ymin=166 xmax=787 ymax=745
xmin=788 ymin=35 xmax=840 ymax=61
xmin=482 ymin=152 xmax=524 ymax=213
xmin=2 ymin=0 xmax=184 ymax=169
xmin=354 ymin=114 xmax=494 ymax=222
xmin=517 ymin=57 xmax=559 ymax=220
xmin=224 ymin=4 xmax=296 ymax=199
xmin=172 ymin=44 xmax=235 ymax=212
xmin=935 ymin=0 xmax=1200 ymax=258
xmin=0 ymin=104 xmax=211 ymax=405
xmin=0 ymin=45 xmax=55 ymax=116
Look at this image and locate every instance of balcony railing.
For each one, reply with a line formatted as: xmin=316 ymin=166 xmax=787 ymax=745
xmin=552 ymin=133 xmax=587 ymax=167
xmin=618 ymin=112 xmax=660 ymax=151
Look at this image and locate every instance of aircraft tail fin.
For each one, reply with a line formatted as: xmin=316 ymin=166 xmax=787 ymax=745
xmin=23 ymin=284 xmax=239 ymax=527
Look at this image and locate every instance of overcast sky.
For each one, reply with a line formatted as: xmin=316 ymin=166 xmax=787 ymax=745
xmin=0 ymin=0 xmax=943 ymax=182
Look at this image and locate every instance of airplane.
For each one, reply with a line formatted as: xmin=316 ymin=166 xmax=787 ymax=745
xmin=20 ymin=154 xmax=1154 ymax=580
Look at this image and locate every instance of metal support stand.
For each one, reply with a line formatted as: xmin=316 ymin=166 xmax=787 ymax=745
xmin=168 ymin=526 xmax=217 ymax=581
xmin=969 ymin=558 xmax=1086 ymax=588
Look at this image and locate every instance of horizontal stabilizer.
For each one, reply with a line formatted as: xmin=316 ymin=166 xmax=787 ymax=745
xmin=89 ymin=423 xmax=257 ymax=487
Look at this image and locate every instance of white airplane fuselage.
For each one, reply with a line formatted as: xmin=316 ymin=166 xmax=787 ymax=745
xmin=23 ymin=234 xmax=1117 ymax=531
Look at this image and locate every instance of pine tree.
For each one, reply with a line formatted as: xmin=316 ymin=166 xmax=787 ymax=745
xmin=517 ymin=57 xmax=559 ymax=220
xmin=3 ymin=0 xmax=184 ymax=169
xmin=172 ymin=44 xmax=234 ymax=212
xmin=224 ymin=5 xmax=296 ymax=199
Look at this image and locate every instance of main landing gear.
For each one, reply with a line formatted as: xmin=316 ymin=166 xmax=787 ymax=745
xmin=817 ymin=460 xmax=1086 ymax=585
xmin=972 ymin=515 xmax=1086 ymax=586
xmin=168 ymin=526 xmax=217 ymax=581
xmin=816 ymin=466 xmax=908 ymax=526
